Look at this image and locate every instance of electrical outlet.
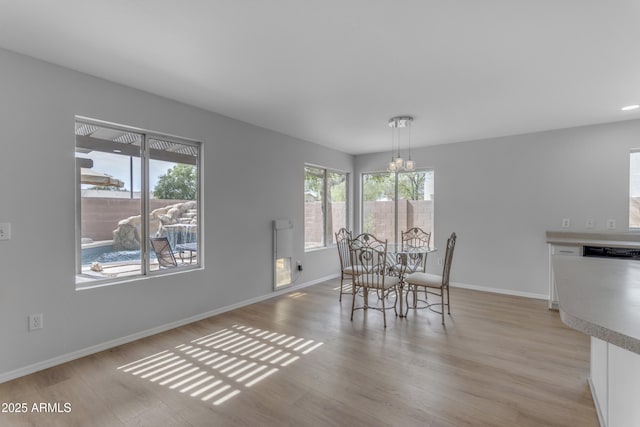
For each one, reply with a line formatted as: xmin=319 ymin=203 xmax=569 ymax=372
xmin=29 ymin=313 xmax=43 ymax=331
xmin=0 ymin=223 xmax=10 ymax=240
xmin=561 ymin=218 xmax=570 ymax=228
xmin=607 ymin=219 xmax=617 ymax=229
xmin=296 ymin=261 xmax=303 ymax=271
xmin=585 ymin=218 xmax=595 ymax=229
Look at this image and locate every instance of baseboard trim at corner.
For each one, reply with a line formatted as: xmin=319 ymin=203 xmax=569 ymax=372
xmin=588 ymin=377 xmax=608 ymax=427
xmin=0 ymin=274 xmax=339 ymax=384
xmin=450 ymin=281 xmax=548 ymax=301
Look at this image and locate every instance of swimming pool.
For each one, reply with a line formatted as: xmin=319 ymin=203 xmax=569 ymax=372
xmin=82 ymin=244 xmax=156 ymax=265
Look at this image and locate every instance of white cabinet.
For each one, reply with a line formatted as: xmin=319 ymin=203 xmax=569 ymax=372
xmin=608 ymin=344 xmax=640 ymax=427
xmin=590 ymin=337 xmax=608 ymax=425
xmin=590 ymin=337 xmax=640 ymax=427
xmin=548 ymin=243 xmax=581 ymax=309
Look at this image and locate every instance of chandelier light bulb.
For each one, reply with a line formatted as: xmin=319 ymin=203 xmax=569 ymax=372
xmin=386 ymin=115 xmax=416 ymax=172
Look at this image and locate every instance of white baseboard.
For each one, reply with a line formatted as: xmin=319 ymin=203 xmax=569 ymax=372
xmin=588 ymin=377 xmax=607 ymax=427
xmin=0 ymin=274 xmax=338 ymax=384
xmin=450 ymin=281 xmax=548 ymax=301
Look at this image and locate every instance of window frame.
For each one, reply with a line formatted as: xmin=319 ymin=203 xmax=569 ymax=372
xmin=360 ymin=168 xmax=434 ymax=247
xmin=630 ymin=150 xmax=640 ymax=230
xmin=75 ymin=117 xmax=202 ymax=288
xmin=304 ymin=164 xmax=349 ymax=251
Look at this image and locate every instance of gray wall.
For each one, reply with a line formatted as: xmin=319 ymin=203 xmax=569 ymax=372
xmin=0 ymin=48 xmax=353 ymax=379
xmin=2 ymin=44 xmax=639 ymax=380
xmin=356 ymin=119 xmax=640 ymax=297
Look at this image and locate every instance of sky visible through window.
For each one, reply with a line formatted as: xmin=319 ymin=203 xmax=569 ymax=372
xmin=79 ymin=150 xmax=175 ymax=192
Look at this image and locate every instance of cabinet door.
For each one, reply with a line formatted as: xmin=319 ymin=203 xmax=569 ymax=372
xmin=548 ymin=244 xmax=581 ymax=308
xmin=609 ymin=344 xmax=640 ymax=427
xmin=590 ymin=337 xmax=607 ymax=424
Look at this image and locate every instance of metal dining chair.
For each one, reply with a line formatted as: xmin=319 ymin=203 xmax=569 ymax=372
xmin=349 ymin=233 xmax=401 ymax=328
xmin=397 ymin=227 xmax=432 ymax=274
xmin=335 ymin=228 xmax=361 ymax=301
xmin=394 ymin=227 xmax=431 ymax=274
xmin=404 ymin=232 xmax=457 ymax=325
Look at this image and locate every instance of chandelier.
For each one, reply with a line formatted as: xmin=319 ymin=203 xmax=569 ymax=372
xmin=387 ymin=116 xmax=415 ymax=172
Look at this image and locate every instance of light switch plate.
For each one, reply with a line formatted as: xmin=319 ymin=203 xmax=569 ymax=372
xmin=0 ymin=223 xmax=10 ymax=240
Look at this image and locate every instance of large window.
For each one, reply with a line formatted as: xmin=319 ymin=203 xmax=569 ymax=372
xmin=304 ymin=165 xmax=348 ymax=249
xmin=361 ymin=169 xmax=434 ymax=246
xmin=630 ymin=151 xmax=640 ymax=228
xmin=75 ymin=119 xmax=201 ymax=286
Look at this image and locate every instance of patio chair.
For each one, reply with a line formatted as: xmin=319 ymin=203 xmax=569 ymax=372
xmin=149 ymin=237 xmax=178 ymax=268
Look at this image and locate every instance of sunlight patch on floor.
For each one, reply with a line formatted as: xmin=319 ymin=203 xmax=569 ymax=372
xmin=117 ymin=324 xmax=323 ymax=406
xmin=288 ymin=292 xmax=307 ymax=298
xmin=333 ymin=284 xmax=354 ymax=293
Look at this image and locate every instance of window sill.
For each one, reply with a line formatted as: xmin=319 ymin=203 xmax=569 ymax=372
xmin=75 ymin=264 xmax=203 ymax=291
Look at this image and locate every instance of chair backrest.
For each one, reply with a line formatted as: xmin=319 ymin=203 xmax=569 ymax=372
xmin=335 ymin=228 xmax=352 ymax=270
xmin=441 ymin=232 xmax=457 ymax=285
xmin=402 ymin=227 xmax=431 ymax=250
xmin=401 ymin=227 xmax=431 ymax=272
xmin=349 ymin=233 xmax=389 ymax=290
xmin=149 ymin=237 xmax=178 ymax=268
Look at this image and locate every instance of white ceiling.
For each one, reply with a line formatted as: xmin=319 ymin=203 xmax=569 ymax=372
xmin=1 ymin=1 xmax=639 ymax=155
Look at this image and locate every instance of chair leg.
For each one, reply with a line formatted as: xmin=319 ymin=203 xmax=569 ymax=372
xmin=393 ymin=284 xmax=399 ymax=317
xmin=339 ymin=275 xmax=343 ymax=302
xmin=382 ymin=289 xmax=387 ymax=328
xmin=350 ymin=283 xmax=357 ymax=321
xmin=441 ymin=287 xmax=445 ymax=325
xmin=446 ymin=284 xmax=451 ymax=314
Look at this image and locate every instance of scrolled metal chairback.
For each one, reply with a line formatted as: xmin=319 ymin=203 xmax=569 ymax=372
xmin=349 ymin=233 xmax=388 ymax=275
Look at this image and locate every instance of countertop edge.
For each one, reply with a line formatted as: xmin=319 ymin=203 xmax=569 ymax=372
xmin=546 ymin=230 xmax=640 ymax=248
xmin=558 ymin=304 xmax=640 ymax=354
xmin=552 ymin=255 xmax=640 ymax=355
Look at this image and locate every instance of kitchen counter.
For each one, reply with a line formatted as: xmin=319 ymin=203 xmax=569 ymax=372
xmin=546 ymin=230 xmax=640 ymax=249
xmin=552 ymin=254 xmax=640 ymax=426
xmin=552 ymin=255 xmax=640 ymax=354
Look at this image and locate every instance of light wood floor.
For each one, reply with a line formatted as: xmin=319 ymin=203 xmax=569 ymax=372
xmin=0 ymin=279 xmax=598 ymax=427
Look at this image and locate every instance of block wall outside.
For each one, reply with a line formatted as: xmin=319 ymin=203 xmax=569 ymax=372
xmin=304 ymin=201 xmax=346 ymax=247
xmin=362 ymin=200 xmax=434 ymax=243
xmin=84 ymin=198 xmax=433 ymax=245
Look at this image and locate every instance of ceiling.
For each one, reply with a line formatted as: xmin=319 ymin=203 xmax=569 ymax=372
xmin=1 ymin=1 xmax=639 ymax=155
